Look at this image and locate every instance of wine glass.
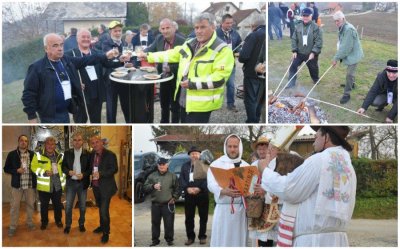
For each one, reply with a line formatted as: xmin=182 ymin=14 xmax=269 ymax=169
xmin=135 ymin=46 xmax=143 ymax=61
xmin=112 ymin=47 xmax=119 ymax=62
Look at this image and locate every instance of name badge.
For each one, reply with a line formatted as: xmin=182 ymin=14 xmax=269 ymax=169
xmin=189 ymin=172 xmax=194 ymax=182
xmin=85 ymin=65 xmax=98 ymax=81
xmin=302 ymin=35 xmax=308 ymax=46
xmin=388 ymin=92 xmax=393 ymax=104
xmin=337 ymin=41 xmax=340 ymax=51
xmin=60 ymin=80 xmax=72 ymax=100
xmin=52 ymin=162 xmax=58 ymax=174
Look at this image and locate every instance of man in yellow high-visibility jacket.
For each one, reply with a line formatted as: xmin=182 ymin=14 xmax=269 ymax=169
xmin=31 ymin=136 xmax=65 ymax=230
xmin=139 ymin=12 xmax=235 ymax=123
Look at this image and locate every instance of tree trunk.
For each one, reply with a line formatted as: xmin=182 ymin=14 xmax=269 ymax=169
xmin=369 ymin=126 xmax=377 ymax=160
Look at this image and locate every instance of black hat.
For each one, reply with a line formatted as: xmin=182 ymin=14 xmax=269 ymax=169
xmin=302 ymin=7 xmax=313 ymax=16
xmin=157 ymin=157 xmax=168 ymax=165
xmin=311 ymin=126 xmax=352 ymax=151
xmin=188 ymin=146 xmax=201 ymax=155
xmin=386 ymin=60 xmax=398 ymax=73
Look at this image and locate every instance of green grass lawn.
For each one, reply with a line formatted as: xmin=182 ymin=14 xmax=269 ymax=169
xmin=268 ymin=32 xmax=397 ymax=123
xmin=352 ymin=197 xmax=397 ymax=219
xmin=175 ymin=194 xmax=396 ymax=219
xmin=2 ymin=79 xmax=26 ymax=123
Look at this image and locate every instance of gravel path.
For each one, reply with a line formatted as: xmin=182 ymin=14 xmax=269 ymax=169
xmin=134 ymin=197 xmax=397 ymax=247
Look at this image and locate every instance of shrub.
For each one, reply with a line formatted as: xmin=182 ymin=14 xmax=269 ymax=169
xmin=3 ymin=37 xmax=43 ymax=84
xmin=352 ymin=158 xmax=397 ymax=198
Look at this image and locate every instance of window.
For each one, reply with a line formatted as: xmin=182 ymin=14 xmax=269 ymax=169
xmin=225 ymin=6 xmax=230 ymax=12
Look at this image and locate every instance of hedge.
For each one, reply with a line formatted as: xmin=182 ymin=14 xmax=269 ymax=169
xmin=3 ymin=37 xmax=43 ymax=84
xmin=352 ymin=158 xmax=397 ymax=198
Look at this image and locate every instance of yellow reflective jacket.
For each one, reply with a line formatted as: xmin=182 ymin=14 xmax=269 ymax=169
xmin=30 ymin=150 xmax=65 ymax=192
xmin=147 ymin=32 xmax=234 ymax=112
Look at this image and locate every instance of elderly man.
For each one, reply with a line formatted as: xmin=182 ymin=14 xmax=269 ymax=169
xmin=239 ymin=13 xmax=266 ymax=123
xmin=216 ymin=14 xmax=242 ymax=112
xmin=61 ymin=132 xmax=91 ymax=234
xmin=143 ymin=157 xmax=180 ymax=247
xmin=139 ymin=13 xmax=234 ymax=123
xmin=90 ymin=135 xmax=118 ymax=243
xmin=21 ymin=33 xmax=120 ymax=123
xmin=286 ymin=7 xmax=323 ymax=89
xmin=145 ymin=18 xmax=186 ymax=123
xmin=65 ymin=29 xmax=124 ymax=123
xmin=332 ymin=11 xmax=364 ymax=104
xmin=179 ymin=146 xmax=209 ymax=245
xmin=30 ymin=136 xmax=65 ymax=230
xmin=4 ymin=135 xmax=36 ymax=237
xmin=207 ymin=134 xmax=250 ymax=246
xmin=102 ymin=21 xmax=132 ymax=123
xmin=357 ymin=59 xmax=397 ymax=123
xmin=259 ymin=126 xmax=357 ymax=246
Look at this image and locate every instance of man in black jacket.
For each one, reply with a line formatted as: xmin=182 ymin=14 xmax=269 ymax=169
xmin=357 ymin=59 xmax=398 ymax=123
xmin=65 ymin=29 xmax=124 ymax=123
xmin=179 ymin=147 xmax=209 ymax=246
xmin=145 ymin=18 xmax=186 ymax=123
xmin=239 ymin=14 xmax=266 ymax=123
xmin=4 ymin=134 xmax=36 ymax=237
xmin=102 ymin=20 xmax=132 ymax=123
xmin=90 ymin=135 xmax=118 ymax=243
xmin=61 ymin=132 xmax=92 ymax=234
xmin=21 ymin=33 xmax=122 ymax=123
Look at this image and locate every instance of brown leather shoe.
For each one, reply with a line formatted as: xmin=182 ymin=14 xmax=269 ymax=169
xmin=184 ymin=239 xmax=194 ymax=246
xmin=199 ymin=239 xmax=207 ymax=245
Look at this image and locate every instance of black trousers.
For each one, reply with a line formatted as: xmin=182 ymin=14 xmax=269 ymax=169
xmin=38 ymin=189 xmax=63 ymax=225
xmin=287 ymin=53 xmax=319 ymax=87
xmin=93 ymin=186 xmax=112 ymax=234
xmin=151 ymin=202 xmax=175 ymax=243
xmin=181 ymin=109 xmax=212 ymax=123
xmin=258 ymin=239 xmax=274 ymax=247
xmin=160 ymin=79 xmax=180 ymax=123
xmin=184 ymin=192 xmax=209 ymax=240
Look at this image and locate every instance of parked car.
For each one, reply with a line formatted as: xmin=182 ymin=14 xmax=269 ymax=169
xmin=168 ymin=150 xmax=214 ymax=201
xmin=134 ymin=152 xmax=160 ymax=203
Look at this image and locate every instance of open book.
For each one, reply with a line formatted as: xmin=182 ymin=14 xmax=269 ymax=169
xmin=210 ymin=166 xmax=259 ymax=196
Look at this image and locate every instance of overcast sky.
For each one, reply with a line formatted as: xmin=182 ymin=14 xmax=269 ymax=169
xmin=134 ymin=125 xmax=316 ymax=154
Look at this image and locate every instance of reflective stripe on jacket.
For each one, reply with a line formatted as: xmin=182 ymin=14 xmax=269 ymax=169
xmin=30 ymin=150 xmax=65 ymax=192
xmin=147 ymin=31 xmax=234 ymax=112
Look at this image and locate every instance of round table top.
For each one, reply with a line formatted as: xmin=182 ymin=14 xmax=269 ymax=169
xmin=109 ymin=67 xmax=174 ymax=84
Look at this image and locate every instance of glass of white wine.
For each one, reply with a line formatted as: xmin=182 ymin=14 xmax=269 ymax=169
xmin=135 ymin=46 xmax=143 ymax=61
xmin=112 ymin=47 xmax=119 ymax=62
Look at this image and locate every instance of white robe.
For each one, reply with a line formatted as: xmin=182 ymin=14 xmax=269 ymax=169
xmin=249 ymin=158 xmax=279 ymax=242
xmin=261 ymin=146 xmax=357 ymax=247
xmin=208 ymin=155 xmax=250 ymax=247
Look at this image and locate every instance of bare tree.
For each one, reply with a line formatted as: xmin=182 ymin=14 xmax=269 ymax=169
xmin=355 ymin=126 xmax=397 ymax=159
xmin=2 ymin=2 xmax=48 ymax=42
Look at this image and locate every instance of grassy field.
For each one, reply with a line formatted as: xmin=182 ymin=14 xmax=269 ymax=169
xmin=2 ymin=79 xmax=26 ymax=122
xmin=352 ymin=197 xmax=397 ymax=219
xmin=268 ymin=32 xmax=397 ymax=123
xmin=173 ymin=194 xmax=396 ymax=219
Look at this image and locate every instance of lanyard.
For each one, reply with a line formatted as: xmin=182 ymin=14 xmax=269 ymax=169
xmin=48 ymin=59 xmax=70 ymax=84
xmin=301 ymin=24 xmax=311 ymax=38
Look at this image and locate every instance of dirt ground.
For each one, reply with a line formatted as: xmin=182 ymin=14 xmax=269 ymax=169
xmin=321 ymin=11 xmax=398 ymax=45
xmin=134 ymin=197 xmax=397 ymax=247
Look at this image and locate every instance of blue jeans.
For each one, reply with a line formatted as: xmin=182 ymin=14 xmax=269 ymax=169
xmin=65 ymin=180 xmax=87 ymax=227
xmin=244 ymin=77 xmax=263 ymax=123
xmin=226 ymin=67 xmax=236 ymax=107
xmin=40 ymin=111 xmax=69 ymax=123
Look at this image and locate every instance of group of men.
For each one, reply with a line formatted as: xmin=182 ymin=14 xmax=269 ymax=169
xmin=4 ymin=133 xmax=118 ymax=244
xmin=285 ymin=7 xmax=397 ymax=122
xmin=141 ymin=126 xmax=357 ymax=247
xmin=21 ymin=11 xmax=266 ymax=124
